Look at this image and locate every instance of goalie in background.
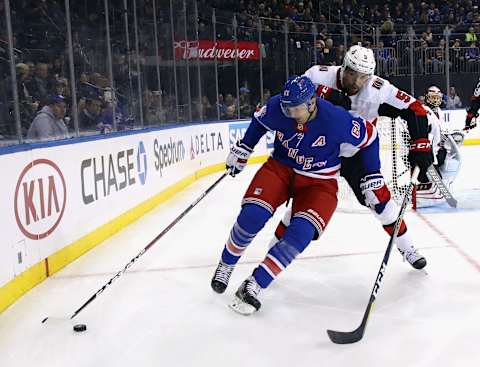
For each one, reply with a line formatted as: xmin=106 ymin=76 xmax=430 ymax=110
xmin=414 ymin=86 xmax=464 ymax=207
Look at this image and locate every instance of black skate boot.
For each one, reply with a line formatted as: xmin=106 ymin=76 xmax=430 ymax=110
xmin=229 ymin=276 xmax=261 ymax=315
xmin=398 ymin=247 xmax=427 ymax=270
xmin=211 ymin=261 xmax=234 ymax=294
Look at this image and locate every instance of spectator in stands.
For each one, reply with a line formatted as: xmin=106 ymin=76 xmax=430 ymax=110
xmin=405 ymin=2 xmax=416 ymax=23
xmin=79 ymin=92 xmax=102 ymax=131
xmin=417 ymin=39 xmax=429 ymax=74
xmin=51 ymin=57 xmax=65 ymax=77
xmin=451 ymin=38 xmax=464 ymax=72
xmin=224 ymin=93 xmax=235 ymax=109
xmin=432 ymin=39 xmax=446 ymax=73
xmin=375 ymin=41 xmax=396 ymax=76
xmin=465 ymin=42 xmax=480 ymax=71
xmin=335 ymin=44 xmax=346 ymax=66
xmin=29 ymin=62 xmax=49 ymax=102
xmin=225 ymin=104 xmax=237 ymax=119
xmin=147 ymin=90 xmax=165 ymax=125
xmin=217 ymin=94 xmax=227 ymax=119
xmin=144 ymin=90 xmax=166 ymax=125
xmin=54 ymin=77 xmax=69 ymax=98
xmin=78 ymin=72 xmax=92 ymax=99
xmin=239 ymin=86 xmax=253 ymax=118
xmin=446 ymin=86 xmax=462 ymax=109
xmin=314 ymin=39 xmax=326 ymax=65
xmin=322 ymin=38 xmax=336 ymax=65
xmin=200 ymin=95 xmax=215 ymax=120
xmin=27 ymin=95 xmax=69 ymax=141
xmin=10 ymin=63 xmax=39 ymax=133
xmin=465 ymin=27 xmax=478 ymax=44
xmin=380 ymin=17 xmax=394 ymax=36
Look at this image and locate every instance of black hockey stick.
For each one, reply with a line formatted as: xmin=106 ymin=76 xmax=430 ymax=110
xmin=42 ymin=170 xmax=229 ymax=323
xmin=326 ymin=166 xmax=420 ymax=344
xmin=425 ymin=165 xmax=458 ymax=208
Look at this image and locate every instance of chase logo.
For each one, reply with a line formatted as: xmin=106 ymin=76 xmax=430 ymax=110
xmin=229 ymin=122 xmax=250 ymax=147
xmin=137 ymin=141 xmax=147 ymax=185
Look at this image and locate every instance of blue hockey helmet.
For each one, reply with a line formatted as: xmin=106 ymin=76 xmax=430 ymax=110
xmin=280 ymin=76 xmax=316 ymax=117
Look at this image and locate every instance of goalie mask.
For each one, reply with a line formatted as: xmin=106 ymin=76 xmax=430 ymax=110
xmin=425 ymin=86 xmax=443 ymax=108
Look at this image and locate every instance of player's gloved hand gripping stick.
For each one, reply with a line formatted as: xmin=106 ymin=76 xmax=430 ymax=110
xmin=226 ymin=141 xmax=253 ymax=176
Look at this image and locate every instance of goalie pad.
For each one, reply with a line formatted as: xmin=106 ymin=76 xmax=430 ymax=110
xmin=416 ymin=132 xmax=462 ymax=208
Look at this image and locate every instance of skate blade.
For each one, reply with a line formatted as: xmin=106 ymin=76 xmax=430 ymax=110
xmin=228 ymin=296 xmax=257 ymax=316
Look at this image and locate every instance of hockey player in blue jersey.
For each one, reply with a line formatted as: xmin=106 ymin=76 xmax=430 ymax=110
xmin=210 ymin=76 xmax=381 ymax=315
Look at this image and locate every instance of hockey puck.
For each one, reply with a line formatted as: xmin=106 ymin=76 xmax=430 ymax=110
xmin=73 ymin=324 xmax=87 ymax=332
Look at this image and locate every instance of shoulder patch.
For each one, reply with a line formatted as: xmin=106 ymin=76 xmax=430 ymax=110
xmin=254 ymin=105 xmax=267 ymax=119
xmin=372 ymin=78 xmax=384 ymax=90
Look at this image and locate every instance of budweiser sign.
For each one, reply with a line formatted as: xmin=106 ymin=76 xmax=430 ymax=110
xmin=174 ymin=40 xmax=260 ymax=61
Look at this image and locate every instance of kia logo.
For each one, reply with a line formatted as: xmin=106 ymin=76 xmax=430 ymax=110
xmin=14 ymin=159 xmax=67 ymax=240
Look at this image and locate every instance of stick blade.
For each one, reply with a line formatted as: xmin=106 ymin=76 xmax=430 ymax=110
xmin=447 ymin=197 xmax=458 ymax=208
xmin=41 ymin=316 xmax=71 ymax=325
xmin=326 ymin=326 xmax=365 ymax=344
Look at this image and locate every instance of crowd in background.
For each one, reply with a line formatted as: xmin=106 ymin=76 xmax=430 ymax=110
xmin=1 ymin=0 xmax=479 ymax=142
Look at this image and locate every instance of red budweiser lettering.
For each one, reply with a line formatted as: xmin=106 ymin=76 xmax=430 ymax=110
xmin=174 ymin=40 xmax=260 ymax=61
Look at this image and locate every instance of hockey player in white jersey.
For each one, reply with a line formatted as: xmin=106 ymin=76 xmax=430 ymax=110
xmin=414 ymin=86 xmax=464 ymax=206
xmin=269 ymin=45 xmax=433 ymax=269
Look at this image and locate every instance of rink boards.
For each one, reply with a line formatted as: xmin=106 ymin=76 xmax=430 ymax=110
xmin=0 ymin=121 xmax=273 ymax=313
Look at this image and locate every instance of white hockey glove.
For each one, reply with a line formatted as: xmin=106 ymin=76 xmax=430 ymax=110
xmin=226 ymin=141 xmax=253 ymax=176
xmin=360 ymin=173 xmax=391 ymax=208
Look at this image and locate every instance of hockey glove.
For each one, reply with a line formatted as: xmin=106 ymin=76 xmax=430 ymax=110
xmin=408 ymin=138 xmax=434 ymax=173
xmin=465 ymin=111 xmax=478 ymax=130
xmin=316 ymin=85 xmax=351 ymax=110
xmin=360 ymin=172 xmax=391 ymax=208
xmin=377 ymin=103 xmax=402 ymax=118
xmin=226 ymin=141 xmax=253 ymax=176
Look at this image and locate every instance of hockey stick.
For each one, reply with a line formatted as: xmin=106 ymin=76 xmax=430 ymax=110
xmin=42 ymin=171 xmax=229 ymax=324
xmin=425 ymin=165 xmax=457 ymax=208
xmin=326 ymin=166 xmax=420 ymax=344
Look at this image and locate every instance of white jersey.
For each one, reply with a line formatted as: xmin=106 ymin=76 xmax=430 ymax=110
xmin=303 ymin=65 xmax=420 ymax=122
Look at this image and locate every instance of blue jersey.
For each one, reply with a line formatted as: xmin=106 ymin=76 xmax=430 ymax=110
xmin=241 ymin=94 xmax=380 ymax=179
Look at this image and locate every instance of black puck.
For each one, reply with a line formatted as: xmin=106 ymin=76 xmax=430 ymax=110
xmin=73 ymin=324 xmax=87 ymax=332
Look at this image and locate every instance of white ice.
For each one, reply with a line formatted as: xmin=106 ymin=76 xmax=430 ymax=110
xmin=0 ymin=147 xmax=479 ymax=367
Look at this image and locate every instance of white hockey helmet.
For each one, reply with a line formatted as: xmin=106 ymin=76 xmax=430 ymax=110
xmin=425 ymin=85 xmax=443 ymax=107
xmin=342 ymin=45 xmax=376 ymax=75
